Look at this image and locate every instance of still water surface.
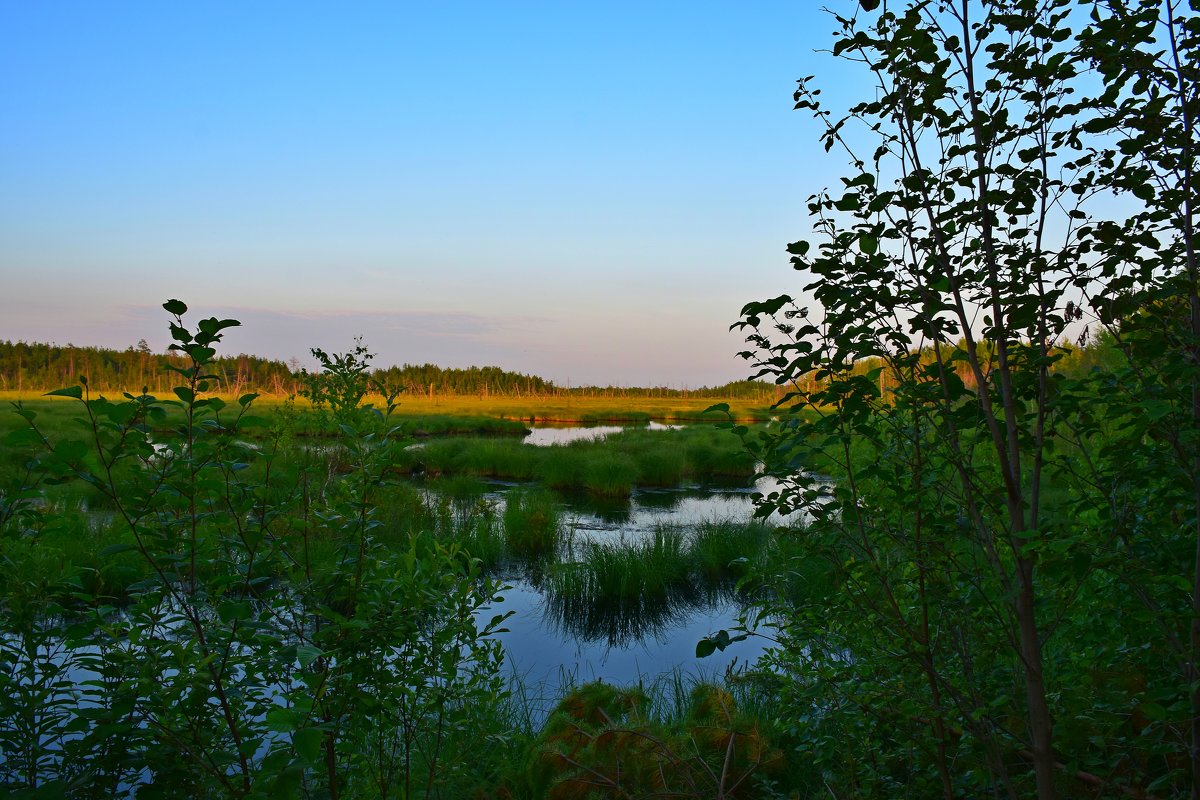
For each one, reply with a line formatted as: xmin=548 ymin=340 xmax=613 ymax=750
xmin=475 ymin=423 xmax=788 ymax=697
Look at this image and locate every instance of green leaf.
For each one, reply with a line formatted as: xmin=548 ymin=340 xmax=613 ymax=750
xmin=44 ymin=386 xmax=83 ymax=399
xmin=163 ymin=299 xmax=188 ymax=315
xmin=217 ymin=601 xmax=252 ymax=624
xmin=4 ymin=427 xmax=43 ymax=447
xmin=834 ymin=193 xmax=861 ymax=211
xmin=296 ymin=644 xmax=323 ymax=668
xmin=292 ymin=727 xmax=324 ymax=763
xmin=99 ymin=543 xmax=139 ymax=557
xmin=696 ymin=638 xmax=717 ymax=658
xmin=859 ymin=234 xmax=878 ymax=255
xmin=265 ymin=706 xmax=296 ymax=733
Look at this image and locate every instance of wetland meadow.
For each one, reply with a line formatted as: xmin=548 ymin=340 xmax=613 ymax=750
xmin=0 ymin=329 xmax=817 ymax=798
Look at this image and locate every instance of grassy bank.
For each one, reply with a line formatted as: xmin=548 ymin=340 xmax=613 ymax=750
xmin=0 ymin=391 xmax=777 ymax=424
xmin=397 ymin=425 xmax=757 ymax=495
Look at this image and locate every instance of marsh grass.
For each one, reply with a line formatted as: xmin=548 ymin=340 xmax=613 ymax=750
xmin=691 ymin=521 xmax=773 ymax=581
xmin=503 ymin=489 xmax=561 ymax=558
xmin=460 ymin=440 xmax=538 ymax=480
xmin=547 ymin=521 xmax=776 ymax=626
xmin=413 ymin=438 xmax=470 ymax=476
xmin=583 ymin=453 xmax=638 ymax=498
xmin=536 ymin=448 xmax=587 ymax=490
xmin=632 ymin=449 xmax=686 ymax=487
xmin=0 ymin=510 xmax=147 ymax=603
xmin=550 ymin=529 xmax=692 ymax=604
xmin=322 ymin=422 xmax=760 ymax=491
xmin=393 ymin=415 xmax=529 ymax=438
xmin=544 ymin=528 xmax=700 ymax=647
xmin=454 ymin=515 xmax=505 ymax=569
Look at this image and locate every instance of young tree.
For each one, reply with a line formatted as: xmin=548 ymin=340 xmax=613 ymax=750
xmin=732 ymin=1 xmax=1198 ymax=797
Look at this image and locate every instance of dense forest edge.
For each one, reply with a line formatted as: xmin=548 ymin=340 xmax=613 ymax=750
xmin=0 ymin=329 xmax=1120 ymax=402
xmin=0 ymin=338 xmax=775 ymax=400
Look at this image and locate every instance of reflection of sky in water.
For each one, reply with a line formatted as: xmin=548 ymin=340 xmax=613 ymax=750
xmin=520 ymin=421 xmax=678 ymax=446
xmin=481 ymin=478 xmax=798 ymax=548
xmin=437 ymin=426 xmax=799 ymax=701
xmin=482 ymin=581 xmax=769 ymax=708
xmin=461 ymin=429 xmax=793 ymax=700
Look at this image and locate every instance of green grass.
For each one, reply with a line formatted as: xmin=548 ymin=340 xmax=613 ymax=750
xmin=0 ymin=510 xmax=148 ymax=605
xmin=547 ymin=521 xmax=777 ymax=607
xmin=503 ymin=488 xmax=561 ymax=559
xmin=582 ymin=452 xmax=638 ymax=498
xmin=550 ymin=529 xmax=691 ymax=604
xmin=459 ymin=439 xmax=538 ymax=480
xmin=539 ymin=521 xmax=778 ymax=649
xmin=397 ymin=425 xmax=759 ymax=493
xmin=536 ymin=448 xmax=588 ymax=491
xmin=393 ymin=414 xmax=529 ymax=438
xmin=632 ymin=449 xmax=686 ymax=487
xmin=452 ymin=514 xmax=505 ymax=569
xmin=691 ymin=520 xmax=773 ymax=581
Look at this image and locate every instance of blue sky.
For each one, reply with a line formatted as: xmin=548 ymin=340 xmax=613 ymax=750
xmin=0 ymin=2 xmax=865 ymax=386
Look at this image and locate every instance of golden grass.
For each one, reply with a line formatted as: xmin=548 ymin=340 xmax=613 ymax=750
xmin=0 ymin=391 xmax=773 ymax=422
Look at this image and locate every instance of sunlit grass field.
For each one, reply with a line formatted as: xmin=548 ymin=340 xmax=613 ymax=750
xmin=0 ymin=390 xmax=775 ymax=424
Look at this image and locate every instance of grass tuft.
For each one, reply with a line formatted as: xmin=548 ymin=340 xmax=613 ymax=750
xmin=504 ymin=489 xmax=561 ymax=559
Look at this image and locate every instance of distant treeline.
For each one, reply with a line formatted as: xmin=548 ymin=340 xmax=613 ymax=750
xmin=0 ymin=339 xmax=778 ymax=399
xmin=0 ymin=332 xmax=1121 ymax=400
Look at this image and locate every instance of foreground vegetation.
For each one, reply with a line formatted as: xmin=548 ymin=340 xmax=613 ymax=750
xmin=5 ymin=1 xmax=1199 ymax=798
xmin=706 ymin=2 xmax=1200 ymax=798
xmin=0 ymin=304 xmax=803 ymax=797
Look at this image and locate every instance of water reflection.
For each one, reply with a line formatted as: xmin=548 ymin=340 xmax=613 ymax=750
xmin=542 ymin=579 xmax=736 ymax=649
xmin=489 ymin=582 xmax=766 ymax=691
xmin=521 ymin=421 xmax=679 ymax=446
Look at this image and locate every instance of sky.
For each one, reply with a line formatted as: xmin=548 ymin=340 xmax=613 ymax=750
xmin=0 ymin=2 xmax=867 ymax=387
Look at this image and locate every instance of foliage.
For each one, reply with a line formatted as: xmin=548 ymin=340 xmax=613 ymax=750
xmin=728 ymin=1 xmax=1200 ymax=798
xmin=0 ymin=301 xmax=509 ymax=797
xmin=534 ymin=681 xmax=788 ymax=799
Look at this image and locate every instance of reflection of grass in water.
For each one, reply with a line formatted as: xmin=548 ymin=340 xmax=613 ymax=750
xmin=427 ymin=475 xmax=486 ymax=504
xmin=544 ymin=523 xmax=775 ymax=647
xmin=543 ymin=578 xmax=702 ymax=649
xmin=632 ymin=489 xmax=683 ymax=512
xmin=577 ymin=411 xmax=651 ymax=425
xmin=545 ymin=530 xmax=717 ymax=647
